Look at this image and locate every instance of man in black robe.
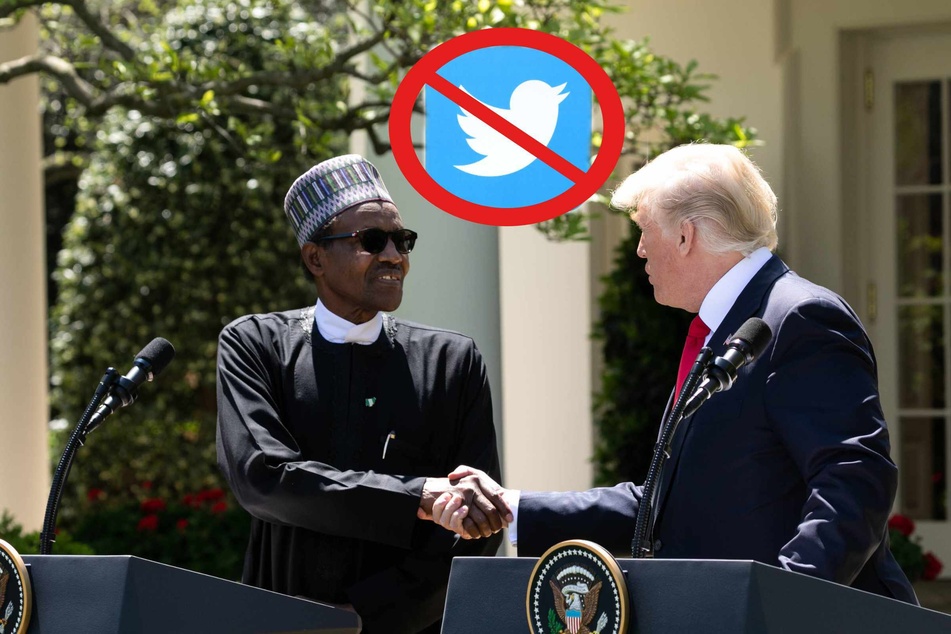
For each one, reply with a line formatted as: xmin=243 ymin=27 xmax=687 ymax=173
xmin=216 ymin=154 xmax=509 ymax=633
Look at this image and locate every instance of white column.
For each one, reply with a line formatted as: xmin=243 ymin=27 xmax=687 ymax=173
xmin=499 ymin=226 xmax=593 ymax=493
xmin=0 ymin=13 xmax=50 ymax=531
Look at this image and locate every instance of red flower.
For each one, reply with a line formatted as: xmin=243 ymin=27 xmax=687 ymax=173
xmin=888 ymin=514 xmax=915 ymax=537
xmin=197 ymin=488 xmax=226 ymax=503
xmin=86 ymin=488 xmax=104 ymax=502
xmin=141 ymin=480 xmax=153 ymax=490
xmin=923 ymin=552 xmax=944 ymax=581
xmin=176 ymin=518 xmax=189 ymax=533
xmin=137 ymin=514 xmax=159 ymax=532
xmin=140 ymin=498 xmax=167 ymax=513
xmin=182 ymin=493 xmax=198 ymax=508
xmin=210 ymin=501 xmax=228 ymax=514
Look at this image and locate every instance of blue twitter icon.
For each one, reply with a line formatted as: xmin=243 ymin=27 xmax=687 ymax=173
xmin=425 ymin=46 xmax=592 ymax=209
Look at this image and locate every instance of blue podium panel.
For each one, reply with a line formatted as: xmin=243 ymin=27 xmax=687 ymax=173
xmin=441 ymin=558 xmax=951 ymax=634
xmin=23 ymin=555 xmax=360 ymax=634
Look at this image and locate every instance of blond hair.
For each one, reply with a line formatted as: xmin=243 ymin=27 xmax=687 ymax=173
xmin=611 ymin=144 xmax=778 ymax=255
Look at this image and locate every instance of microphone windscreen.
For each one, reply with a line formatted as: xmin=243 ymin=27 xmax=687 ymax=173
xmin=733 ymin=318 xmax=772 ymax=359
xmin=136 ymin=337 xmax=176 ymax=376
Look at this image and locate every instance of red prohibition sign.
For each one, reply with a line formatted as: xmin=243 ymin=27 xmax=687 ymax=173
xmin=388 ymin=28 xmax=625 ymax=226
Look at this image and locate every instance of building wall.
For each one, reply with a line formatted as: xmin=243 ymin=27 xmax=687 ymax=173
xmin=783 ymin=0 xmax=951 ymax=296
xmin=0 ymin=14 xmax=50 ymax=530
xmin=610 ymin=0 xmax=951 ymax=295
xmin=610 ymin=0 xmax=785 ymax=256
xmin=498 ymin=226 xmax=593 ymax=493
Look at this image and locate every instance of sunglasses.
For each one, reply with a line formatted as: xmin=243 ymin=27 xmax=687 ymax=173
xmin=315 ymin=227 xmax=418 ymax=254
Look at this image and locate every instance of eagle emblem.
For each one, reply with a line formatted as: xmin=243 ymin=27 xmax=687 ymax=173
xmin=550 ymin=566 xmax=605 ymax=634
xmin=526 ymin=540 xmax=628 ymax=634
xmin=0 ymin=564 xmax=10 ymax=634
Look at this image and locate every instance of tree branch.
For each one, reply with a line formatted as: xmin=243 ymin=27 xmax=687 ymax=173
xmin=0 ymin=53 xmax=98 ymax=103
xmin=196 ymin=30 xmax=391 ymax=97
xmin=65 ymin=0 xmax=135 ymax=61
xmin=0 ymin=0 xmax=134 ymax=59
xmin=0 ymin=0 xmax=47 ymax=20
xmin=365 ymin=124 xmax=390 ymax=155
xmin=42 ymin=151 xmax=88 ymax=186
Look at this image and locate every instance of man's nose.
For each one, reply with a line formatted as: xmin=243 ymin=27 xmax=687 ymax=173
xmin=377 ymin=237 xmax=403 ymax=263
xmin=636 ymin=235 xmax=647 ymax=258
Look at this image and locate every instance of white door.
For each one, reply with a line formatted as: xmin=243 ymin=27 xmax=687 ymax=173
xmin=866 ymin=27 xmax=951 ymax=569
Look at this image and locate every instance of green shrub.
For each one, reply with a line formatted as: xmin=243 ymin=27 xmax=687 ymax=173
xmin=0 ymin=510 xmax=95 ymax=556
xmin=592 ymin=229 xmax=694 ymax=485
xmin=72 ymin=485 xmax=249 ymax=580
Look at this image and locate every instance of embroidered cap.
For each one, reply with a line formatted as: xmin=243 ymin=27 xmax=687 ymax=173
xmin=283 ymin=154 xmax=394 ymax=247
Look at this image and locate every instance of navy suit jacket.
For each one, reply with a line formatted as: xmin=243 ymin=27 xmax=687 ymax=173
xmin=518 ymin=256 xmax=917 ymax=604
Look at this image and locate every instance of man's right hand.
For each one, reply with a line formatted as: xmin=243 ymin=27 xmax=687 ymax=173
xmin=418 ymin=465 xmax=513 ymax=539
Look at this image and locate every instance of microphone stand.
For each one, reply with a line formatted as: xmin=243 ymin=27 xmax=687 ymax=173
xmin=39 ymin=367 xmax=119 ymax=554
xmin=631 ymin=347 xmax=713 ymax=558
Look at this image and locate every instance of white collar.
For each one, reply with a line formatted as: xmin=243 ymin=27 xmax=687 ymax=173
xmin=314 ymin=299 xmax=383 ymax=345
xmin=697 ymin=247 xmax=772 ymax=344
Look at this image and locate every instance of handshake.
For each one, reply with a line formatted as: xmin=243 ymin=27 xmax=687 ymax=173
xmin=418 ymin=466 xmax=515 ymax=539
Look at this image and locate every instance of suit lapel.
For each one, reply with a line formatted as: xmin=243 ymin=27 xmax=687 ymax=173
xmin=651 ymin=256 xmax=790 ymax=528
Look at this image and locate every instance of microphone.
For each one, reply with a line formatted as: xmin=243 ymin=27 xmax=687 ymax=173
xmin=682 ymin=318 xmax=772 ymax=418
xmin=85 ymin=337 xmax=176 ymax=434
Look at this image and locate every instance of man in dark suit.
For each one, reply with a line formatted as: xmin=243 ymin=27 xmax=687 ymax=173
xmin=428 ymin=143 xmax=918 ymax=604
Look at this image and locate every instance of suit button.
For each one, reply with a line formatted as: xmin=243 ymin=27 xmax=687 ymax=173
xmin=653 ymin=539 xmax=663 ymax=552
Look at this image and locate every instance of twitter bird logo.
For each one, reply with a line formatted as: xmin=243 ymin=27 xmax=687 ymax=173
xmin=454 ymin=80 xmax=569 ymax=177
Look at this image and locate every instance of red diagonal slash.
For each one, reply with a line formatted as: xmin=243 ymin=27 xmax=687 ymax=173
xmin=427 ymin=73 xmax=587 ymax=183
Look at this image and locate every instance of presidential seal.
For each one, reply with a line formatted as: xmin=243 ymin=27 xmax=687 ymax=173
xmin=526 ymin=539 xmax=628 ymax=634
xmin=0 ymin=540 xmax=31 ymax=634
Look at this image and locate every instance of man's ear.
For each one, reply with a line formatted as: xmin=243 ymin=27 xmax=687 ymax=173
xmin=301 ymin=242 xmax=324 ymax=279
xmin=679 ymin=219 xmax=696 ymax=255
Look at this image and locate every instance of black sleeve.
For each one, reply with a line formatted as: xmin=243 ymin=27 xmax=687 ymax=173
xmin=216 ymin=319 xmax=424 ymax=549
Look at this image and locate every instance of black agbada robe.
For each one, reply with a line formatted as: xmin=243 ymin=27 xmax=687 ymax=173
xmin=216 ymin=306 xmax=502 ymax=633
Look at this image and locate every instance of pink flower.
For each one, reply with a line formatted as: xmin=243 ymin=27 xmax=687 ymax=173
xmin=923 ymin=552 xmax=944 ymax=581
xmin=888 ymin=514 xmax=915 ymax=537
xmin=140 ymin=498 xmax=167 ymax=513
xmin=137 ymin=514 xmax=159 ymax=532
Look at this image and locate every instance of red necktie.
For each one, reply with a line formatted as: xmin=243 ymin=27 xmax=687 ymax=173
xmin=676 ymin=315 xmax=710 ymax=397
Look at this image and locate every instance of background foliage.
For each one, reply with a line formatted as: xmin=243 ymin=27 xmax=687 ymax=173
xmin=887 ymin=514 xmax=943 ymax=582
xmin=0 ymin=0 xmax=754 ymax=576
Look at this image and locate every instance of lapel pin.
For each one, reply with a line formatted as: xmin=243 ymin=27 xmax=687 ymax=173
xmin=365 ymin=397 xmax=377 ymax=408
